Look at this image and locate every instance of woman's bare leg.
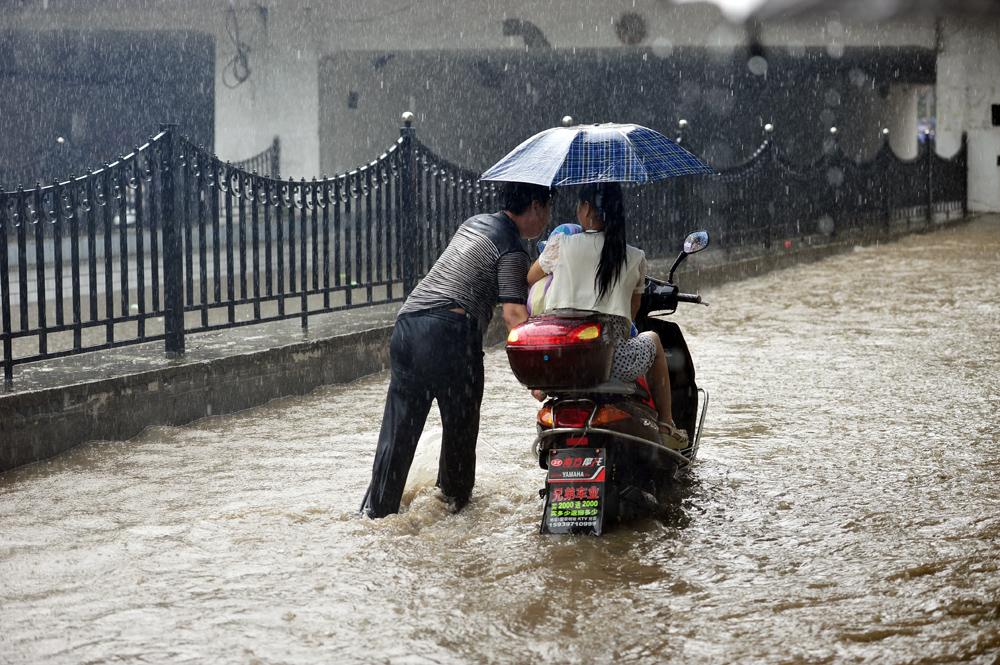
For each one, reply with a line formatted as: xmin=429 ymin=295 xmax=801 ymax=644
xmin=640 ymin=331 xmax=674 ymax=426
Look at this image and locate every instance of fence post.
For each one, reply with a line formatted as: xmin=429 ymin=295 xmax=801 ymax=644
xmin=762 ymin=124 xmax=774 ymax=250
xmin=881 ymin=129 xmax=892 ymax=232
xmin=159 ymin=123 xmax=185 ymax=355
xmin=399 ymin=111 xmax=417 ymax=298
xmin=961 ymin=132 xmax=969 ymax=218
xmin=925 ymin=130 xmax=933 ymax=224
xmin=827 ymin=126 xmax=839 ymax=238
xmin=1 ymin=188 xmax=11 ymax=389
xmin=271 ymin=136 xmax=281 ymax=178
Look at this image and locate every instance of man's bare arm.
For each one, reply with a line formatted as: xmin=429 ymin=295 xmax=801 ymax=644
xmin=503 ymin=303 xmax=529 ymax=331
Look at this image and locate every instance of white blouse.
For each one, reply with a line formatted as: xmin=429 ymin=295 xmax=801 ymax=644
xmin=537 ymin=231 xmax=646 ymax=323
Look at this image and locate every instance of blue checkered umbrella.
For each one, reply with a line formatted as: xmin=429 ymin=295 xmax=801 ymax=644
xmin=480 ymin=123 xmax=718 ymax=187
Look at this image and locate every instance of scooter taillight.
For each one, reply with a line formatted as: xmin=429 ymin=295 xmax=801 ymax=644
xmin=538 ymin=405 xmax=595 ymax=428
xmin=554 ymin=407 xmax=593 ymax=428
xmin=538 ymin=405 xmax=553 ymax=427
xmin=508 ymin=321 xmax=603 ymax=346
xmin=566 ymin=324 xmax=601 ymax=343
xmin=538 ymin=404 xmax=630 ymax=428
xmin=591 ymin=404 xmax=631 ymax=426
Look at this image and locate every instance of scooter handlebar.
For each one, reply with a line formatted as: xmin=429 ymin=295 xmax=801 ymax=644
xmin=676 ymin=293 xmax=703 ymax=304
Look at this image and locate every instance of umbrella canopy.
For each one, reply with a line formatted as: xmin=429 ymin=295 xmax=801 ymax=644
xmin=479 ymin=123 xmax=718 ymax=187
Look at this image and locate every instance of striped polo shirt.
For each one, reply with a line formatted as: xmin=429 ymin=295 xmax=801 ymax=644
xmin=398 ymin=211 xmax=530 ymax=333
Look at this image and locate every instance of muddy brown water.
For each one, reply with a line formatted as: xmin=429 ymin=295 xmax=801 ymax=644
xmin=2 ymin=218 xmax=999 ymax=664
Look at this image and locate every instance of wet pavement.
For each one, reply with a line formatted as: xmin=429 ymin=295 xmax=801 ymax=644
xmin=1 ymin=216 xmax=998 ymax=664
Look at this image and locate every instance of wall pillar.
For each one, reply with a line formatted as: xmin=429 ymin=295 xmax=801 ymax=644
xmin=885 ymin=85 xmax=919 ymax=160
xmin=937 ymin=17 xmax=1000 ymax=212
xmin=213 ymin=4 xmax=320 ymax=179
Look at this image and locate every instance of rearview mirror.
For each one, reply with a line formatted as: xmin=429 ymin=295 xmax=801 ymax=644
xmin=683 ymin=230 xmax=710 ymax=254
xmin=667 ymin=230 xmax=711 ymax=283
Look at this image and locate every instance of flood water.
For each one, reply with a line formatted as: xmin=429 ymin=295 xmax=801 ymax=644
xmin=2 ymin=218 xmax=999 ymax=665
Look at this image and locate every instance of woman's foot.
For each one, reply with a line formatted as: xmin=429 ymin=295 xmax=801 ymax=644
xmin=658 ymin=421 xmax=689 ymax=450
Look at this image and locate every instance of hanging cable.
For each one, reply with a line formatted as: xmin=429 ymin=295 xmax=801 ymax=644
xmin=222 ymin=1 xmax=251 ymax=89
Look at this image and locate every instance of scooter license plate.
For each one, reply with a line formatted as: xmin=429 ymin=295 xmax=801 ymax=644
xmin=540 ymin=447 xmax=606 ymax=536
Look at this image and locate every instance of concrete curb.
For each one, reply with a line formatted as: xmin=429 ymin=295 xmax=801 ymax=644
xmin=0 ymin=215 xmax=976 ymax=474
xmin=1 ymin=327 xmax=392 ymax=473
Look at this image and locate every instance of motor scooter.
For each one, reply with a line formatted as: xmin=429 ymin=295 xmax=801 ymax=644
xmin=506 ymin=231 xmax=710 ymax=535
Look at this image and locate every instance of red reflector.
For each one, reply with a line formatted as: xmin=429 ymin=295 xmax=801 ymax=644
xmin=527 ymin=336 xmax=568 ymax=345
xmin=554 ymin=407 xmax=592 ymax=428
xmin=566 ymin=436 xmax=589 ymax=447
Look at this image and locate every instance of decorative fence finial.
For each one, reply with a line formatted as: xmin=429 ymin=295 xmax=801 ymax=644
xmin=402 ymin=111 xmax=415 ymax=126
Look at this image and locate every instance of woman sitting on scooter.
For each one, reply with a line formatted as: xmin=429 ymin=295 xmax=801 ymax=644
xmin=527 ymin=182 xmax=688 ymax=450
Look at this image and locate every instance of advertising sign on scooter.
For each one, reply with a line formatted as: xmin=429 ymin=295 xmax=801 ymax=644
xmin=541 ymin=448 xmax=606 ymax=536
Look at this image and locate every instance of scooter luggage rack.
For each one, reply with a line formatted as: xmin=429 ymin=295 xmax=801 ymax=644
xmin=531 ymin=384 xmax=710 ymax=466
xmin=532 ymin=426 xmax=691 ymax=467
xmin=688 ymin=388 xmax=710 ymax=460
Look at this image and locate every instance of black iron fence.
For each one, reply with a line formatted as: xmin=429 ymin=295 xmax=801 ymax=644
xmin=231 ymin=136 xmax=281 ymax=178
xmin=1 ymin=117 xmax=967 ymax=389
xmin=571 ymin=129 xmax=967 ymax=259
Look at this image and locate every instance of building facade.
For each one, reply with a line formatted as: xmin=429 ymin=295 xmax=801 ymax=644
xmin=3 ymin=0 xmax=998 ymax=210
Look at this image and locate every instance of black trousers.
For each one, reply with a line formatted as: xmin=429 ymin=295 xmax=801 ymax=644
xmin=361 ymin=309 xmax=485 ymax=518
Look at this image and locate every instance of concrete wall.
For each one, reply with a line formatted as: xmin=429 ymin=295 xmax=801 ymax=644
xmin=0 ymin=326 xmax=392 ymax=473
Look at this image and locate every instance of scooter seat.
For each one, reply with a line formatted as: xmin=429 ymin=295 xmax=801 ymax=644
xmin=560 ymin=379 xmax=638 ymax=395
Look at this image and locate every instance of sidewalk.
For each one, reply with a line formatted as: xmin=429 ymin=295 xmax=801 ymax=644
xmin=4 ymin=301 xmax=403 ymax=395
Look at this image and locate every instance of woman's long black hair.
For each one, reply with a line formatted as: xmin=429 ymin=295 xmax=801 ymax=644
xmin=579 ymin=182 xmax=627 ymax=301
